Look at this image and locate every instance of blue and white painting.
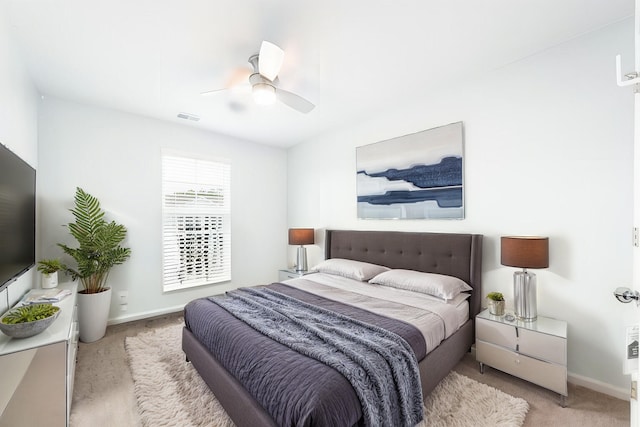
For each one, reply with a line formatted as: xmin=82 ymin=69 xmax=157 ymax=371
xmin=356 ymin=122 xmax=464 ymax=219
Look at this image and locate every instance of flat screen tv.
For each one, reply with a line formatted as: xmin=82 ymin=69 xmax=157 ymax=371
xmin=0 ymin=143 xmax=36 ymax=292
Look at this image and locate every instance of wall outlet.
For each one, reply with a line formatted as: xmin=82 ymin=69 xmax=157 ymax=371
xmin=117 ymin=291 xmax=128 ymax=305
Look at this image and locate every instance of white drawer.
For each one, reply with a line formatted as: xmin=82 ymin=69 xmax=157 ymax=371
xmin=279 ymin=271 xmax=300 ymax=281
xmin=476 ymin=317 xmax=566 ymax=364
xmin=477 ymin=318 xmax=516 ymax=349
xmin=477 ymin=340 xmax=567 ymax=396
xmin=519 ymin=328 xmax=566 ymax=365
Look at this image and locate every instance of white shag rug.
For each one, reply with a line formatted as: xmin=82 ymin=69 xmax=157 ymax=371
xmin=126 ymin=325 xmax=529 ymax=427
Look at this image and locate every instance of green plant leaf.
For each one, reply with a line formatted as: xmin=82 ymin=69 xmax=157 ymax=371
xmin=57 ymin=187 xmax=131 ymax=293
xmin=486 ymin=291 xmax=504 ymax=301
xmin=1 ymin=304 xmax=60 ymax=324
xmin=37 ymin=259 xmax=64 ymax=274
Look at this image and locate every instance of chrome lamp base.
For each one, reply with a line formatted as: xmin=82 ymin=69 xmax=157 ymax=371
xmin=514 ymin=270 xmax=537 ymax=321
xmin=295 ymin=246 xmax=308 ymax=272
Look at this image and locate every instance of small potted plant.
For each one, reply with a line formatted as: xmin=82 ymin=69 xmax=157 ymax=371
xmin=486 ymin=292 xmax=505 ymax=316
xmin=37 ymin=258 xmax=64 ymax=289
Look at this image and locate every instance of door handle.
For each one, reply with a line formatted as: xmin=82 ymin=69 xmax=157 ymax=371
xmin=613 ymin=287 xmax=640 ymax=306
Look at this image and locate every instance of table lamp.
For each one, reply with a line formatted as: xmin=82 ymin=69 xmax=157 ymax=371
xmin=500 ymin=236 xmax=549 ymax=321
xmin=288 ymin=228 xmax=314 ymax=272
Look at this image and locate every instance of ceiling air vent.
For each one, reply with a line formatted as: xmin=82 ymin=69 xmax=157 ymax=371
xmin=177 ymin=112 xmax=200 ymax=121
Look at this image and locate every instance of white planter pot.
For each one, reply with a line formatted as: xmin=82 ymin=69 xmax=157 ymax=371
xmin=41 ymin=272 xmax=58 ymax=289
xmin=77 ymin=287 xmax=112 ymax=343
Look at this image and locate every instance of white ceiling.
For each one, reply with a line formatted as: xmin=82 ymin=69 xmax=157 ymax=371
xmin=3 ymin=0 xmax=634 ymax=147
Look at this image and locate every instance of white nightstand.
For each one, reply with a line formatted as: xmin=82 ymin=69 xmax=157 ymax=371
xmin=278 ymin=269 xmax=313 ymax=281
xmin=476 ymin=309 xmax=568 ymax=406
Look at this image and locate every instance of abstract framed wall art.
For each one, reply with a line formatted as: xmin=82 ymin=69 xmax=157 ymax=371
xmin=356 ymin=122 xmax=464 ymax=219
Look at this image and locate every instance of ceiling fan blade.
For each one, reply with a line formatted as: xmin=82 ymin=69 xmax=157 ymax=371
xmin=276 ymin=88 xmax=315 ymax=113
xmin=201 ymin=67 xmax=251 ymax=95
xmin=200 ymin=88 xmax=226 ymax=96
xmin=258 ymin=41 xmax=284 ymax=81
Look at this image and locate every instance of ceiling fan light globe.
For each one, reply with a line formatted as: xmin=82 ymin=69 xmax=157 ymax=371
xmin=253 ymin=83 xmax=276 ymax=105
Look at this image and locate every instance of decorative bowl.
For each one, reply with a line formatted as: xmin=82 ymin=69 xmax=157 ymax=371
xmin=0 ymin=304 xmax=61 ymax=338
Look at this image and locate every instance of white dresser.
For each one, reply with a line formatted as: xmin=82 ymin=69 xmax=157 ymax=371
xmin=476 ymin=308 xmax=568 ymax=406
xmin=0 ymin=282 xmax=79 ymax=426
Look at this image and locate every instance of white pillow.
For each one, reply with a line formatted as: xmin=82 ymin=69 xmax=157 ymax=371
xmin=369 ymin=269 xmax=472 ymax=301
xmin=438 ymin=292 xmax=470 ymax=306
xmin=311 ymin=258 xmax=390 ymax=281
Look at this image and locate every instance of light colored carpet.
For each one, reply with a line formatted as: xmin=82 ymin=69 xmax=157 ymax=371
xmin=125 ymin=324 xmax=529 ymax=427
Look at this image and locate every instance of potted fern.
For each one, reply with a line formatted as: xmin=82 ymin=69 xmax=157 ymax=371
xmin=58 ymin=187 xmax=131 ymax=342
xmin=486 ymin=292 xmax=505 ymax=316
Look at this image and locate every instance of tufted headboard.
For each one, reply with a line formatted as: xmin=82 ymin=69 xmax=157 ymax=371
xmin=325 ymin=229 xmax=483 ymax=317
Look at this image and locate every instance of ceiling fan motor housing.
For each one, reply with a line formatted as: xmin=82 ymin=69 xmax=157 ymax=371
xmin=250 ymin=72 xmax=277 ymax=104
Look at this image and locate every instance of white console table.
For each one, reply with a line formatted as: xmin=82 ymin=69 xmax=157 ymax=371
xmin=0 ymin=282 xmax=78 ymax=427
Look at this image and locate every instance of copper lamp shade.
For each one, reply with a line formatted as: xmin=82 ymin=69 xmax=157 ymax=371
xmin=501 ymin=236 xmax=549 ymax=269
xmin=288 ymin=228 xmax=315 ymax=246
xmin=501 ymin=236 xmax=549 ymax=322
xmin=289 ymin=228 xmax=314 ymax=271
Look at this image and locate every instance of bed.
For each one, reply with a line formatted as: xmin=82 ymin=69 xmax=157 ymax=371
xmin=182 ymin=229 xmax=483 ymax=426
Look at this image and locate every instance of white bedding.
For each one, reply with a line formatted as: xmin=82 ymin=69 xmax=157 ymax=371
xmin=283 ymin=272 xmax=469 ymax=355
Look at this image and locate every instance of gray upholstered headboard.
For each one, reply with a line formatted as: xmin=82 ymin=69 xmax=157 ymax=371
xmin=324 ymin=229 xmax=483 ymax=317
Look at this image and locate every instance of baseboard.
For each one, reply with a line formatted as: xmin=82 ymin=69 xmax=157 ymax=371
xmin=469 ymin=344 xmax=629 ymax=401
xmin=107 ymin=304 xmax=186 ymax=326
xmin=568 ymin=372 xmax=630 ymax=401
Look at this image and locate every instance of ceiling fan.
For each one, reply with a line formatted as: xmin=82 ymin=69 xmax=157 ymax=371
xmin=201 ymin=41 xmax=315 ymax=114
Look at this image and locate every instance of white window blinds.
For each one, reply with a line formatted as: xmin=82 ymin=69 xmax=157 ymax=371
xmin=162 ymin=153 xmax=231 ymax=292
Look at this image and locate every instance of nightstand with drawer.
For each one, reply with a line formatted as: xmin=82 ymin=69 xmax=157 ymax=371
xmin=476 ymin=309 xmax=568 ymax=406
xmin=278 ymin=269 xmax=313 ymax=281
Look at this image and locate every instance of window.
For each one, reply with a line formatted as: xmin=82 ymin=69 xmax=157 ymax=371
xmin=162 ymin=151 xmax=231 ymax=292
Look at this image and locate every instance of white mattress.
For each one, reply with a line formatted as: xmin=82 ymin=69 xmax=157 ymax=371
xmin=283 ymin=272 xmax=469 ymax=355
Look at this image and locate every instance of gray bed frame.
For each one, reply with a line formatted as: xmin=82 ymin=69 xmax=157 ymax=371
xmin=182 ymin=229 xmax=483 ymax=427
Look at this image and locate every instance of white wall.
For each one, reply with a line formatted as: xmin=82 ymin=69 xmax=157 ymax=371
xmin=0 ymin=3 xmax=39 ymax=307
xmin=288 ymin=20 xmax=635 ymax=394
xmin=37 ymin=98 xmax=288 ymax=322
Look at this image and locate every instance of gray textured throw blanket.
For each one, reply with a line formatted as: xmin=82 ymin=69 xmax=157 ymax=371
xmin=209 ymin=287 xmax=424 ymax=427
